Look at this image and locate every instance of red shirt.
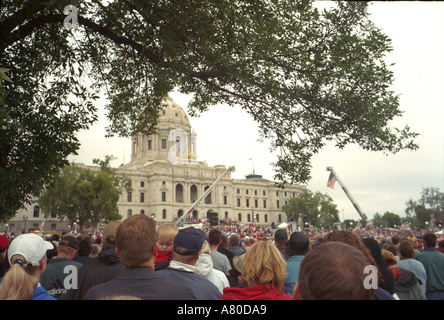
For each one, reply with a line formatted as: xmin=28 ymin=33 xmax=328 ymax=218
xmin=154 ymin=249 xmax=172 ymax=265
xmin=221 ymin=285 xmax=292 ymax=300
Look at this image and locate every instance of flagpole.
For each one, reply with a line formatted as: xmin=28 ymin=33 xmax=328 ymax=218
xmin=326 ymin=167 xmax=368 ymax=224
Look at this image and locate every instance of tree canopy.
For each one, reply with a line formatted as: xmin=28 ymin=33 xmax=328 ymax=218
xmin=405 ymin=187 xmax=444 ymax=229
xmin=38 ymin=156 xmax=131 ymax=231
xmin=282 ymin=189 xmax=339 ymax=229
xmin=1 ymin=0 xmax=418 ymax=222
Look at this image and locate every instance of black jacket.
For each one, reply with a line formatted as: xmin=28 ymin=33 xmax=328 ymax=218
xmin=66 ymin=246 xmax=123 ymax=300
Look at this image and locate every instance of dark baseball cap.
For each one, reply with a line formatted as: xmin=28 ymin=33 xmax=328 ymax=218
xmin=59 ymin=235 xmax=79 ymax=250
xmin=174 ymin=227 xmax=206 ymax=255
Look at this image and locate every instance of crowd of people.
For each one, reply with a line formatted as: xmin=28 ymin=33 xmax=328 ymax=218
xmin=0 ymin=215 xmax=444 ymax=300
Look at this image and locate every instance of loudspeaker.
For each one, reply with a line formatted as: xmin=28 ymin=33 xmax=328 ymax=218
xmin=209 ymin=211 xmax=219 ymax=226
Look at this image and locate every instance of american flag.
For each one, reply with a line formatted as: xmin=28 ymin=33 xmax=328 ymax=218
xmin=327 ymin=172 xmax=337 ymax=189
xmin=39 ymin=219 xmax=45 ymax=232
xmin=400 ymin=221 xmax=410 ymax=230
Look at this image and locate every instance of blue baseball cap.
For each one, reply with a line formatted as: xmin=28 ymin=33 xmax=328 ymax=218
xmin=174 ymin=227 xmax=206 ymax=255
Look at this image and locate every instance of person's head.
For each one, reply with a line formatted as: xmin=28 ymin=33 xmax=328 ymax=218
xmin=0 ymin=234 xmax=53 ymax=300
xmin=274 ymin=229 xmax=287 ymax=245
xmin=398 ymin=239 xmax=415 ymax=259
xmin=156 ymin=223 xmax=178 ymax=255
xmin=58 ymin=235 xmax=79 ymax=259
xmin=239 ymin=240 xmax=287 ymax=294
xmin=383 ymin=244 xmax=398 ymax=257
xmin=0 ymin=235 xmax=9 ymax=258
xmin=200 ymin=240 xmax=210 ymax=255
xmin=286 ymin=232 xmax=309 ymax=256
xmin=391 ymin=235 xmax=400 ymax=245
xmin=423 ymin=232 xmax=437 ymax=248
xmin=294 ymin=241 xmax=375 ymax=300
xmin=232 ymin=254 xmax=245 ymax=275
xmin=172 ymin=227 xmax=206 ymax=265
xmin=102 ymin=221 xmax=121 ymax=247
xmin=361 ymin=237 xmax=386 ymax=270
xmin=208 ymin=228 xmax=222 ymax=246
xmin=90 ymin=244 xmax=101 ymax=258
xmin=0 ymin=235 xmax=9 ymax=272
xmin=78 ymin=237 xmax=92 ymax=257
xmin=381 ymin=249 xmax=397 ymax=268
xmin=323 ymin=231 xmax=376 ymax=266
xmin=229 ymin=233 xmax=240 ymax=247
xmin=116 ymin=214 xmax=157 ymax=268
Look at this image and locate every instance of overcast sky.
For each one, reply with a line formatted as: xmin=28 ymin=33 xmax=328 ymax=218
xmin=69 ymin=1 xmax=444 ymax=222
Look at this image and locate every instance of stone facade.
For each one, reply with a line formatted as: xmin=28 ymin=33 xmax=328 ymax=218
xmin=114 ymin=97 xmax=306 ymax=226
xmin=2 ymin=97 xmax=306 ymax=233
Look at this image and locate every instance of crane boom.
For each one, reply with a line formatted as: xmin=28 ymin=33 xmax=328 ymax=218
xmin=327 ymin=167 xmax=368 ymax=224
xmin=175 ymin=166 xmax=235 ymax=227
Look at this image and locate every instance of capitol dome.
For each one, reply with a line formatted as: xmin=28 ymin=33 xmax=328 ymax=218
xmin=129 ymin=97 xmax=197 ymax=165
xmin=157 ymin=97 xmax=191 ymax=132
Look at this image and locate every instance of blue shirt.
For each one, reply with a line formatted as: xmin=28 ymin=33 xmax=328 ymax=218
xmin=284 ymin=255 xmax=304 ymax=295
xmin=33 ymin=284 xmax=57 ymax=300
xmin=398 ymin=258 xmax=427 ymax=293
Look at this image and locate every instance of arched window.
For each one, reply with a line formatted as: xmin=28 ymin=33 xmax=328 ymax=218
xmin=176 ymin=184 xmax=184 ymax=203
xmin=127 ymin=209 xmax=132 ymax=218
xmin=140 ymin=210 xmax=145 ymax=215
xmin=33 ymin=206 xmax=40 ymax=218
xmin=190 ymin=185 xmax=198 ymax=203
xmin=162 ymin=209 xmax=167 ymax=220
xmin=238 ymin=213 xmax=242 ymax=222
xmin=204 ymin=186 xmax=211 ymax=204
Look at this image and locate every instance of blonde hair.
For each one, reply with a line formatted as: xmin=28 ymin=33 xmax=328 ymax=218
xmin=200 ymin=240 xmax=210 ymax=255
xmin=0 ymin=254 xmax=39 ymax=300
xmin=239 ymin=240 xmax=287 ymax=294
xmin=381 ymin=249 xmax=397 ymax=267
xmin=157 ymin=223 xmax=178 ymax=241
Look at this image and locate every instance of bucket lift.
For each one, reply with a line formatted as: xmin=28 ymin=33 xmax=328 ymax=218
xmin=327 ymin=166 xmax=368 ymax=224
xmin=175 ymin=166 xmax=235 ymax=227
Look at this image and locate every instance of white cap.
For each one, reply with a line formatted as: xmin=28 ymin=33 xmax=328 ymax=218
xmin=8 ymin=234 xmax=54 ymax=267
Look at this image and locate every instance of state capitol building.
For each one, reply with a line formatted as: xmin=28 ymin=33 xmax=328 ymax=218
xmin=4 ymin=98 xmax=306 ymax=233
